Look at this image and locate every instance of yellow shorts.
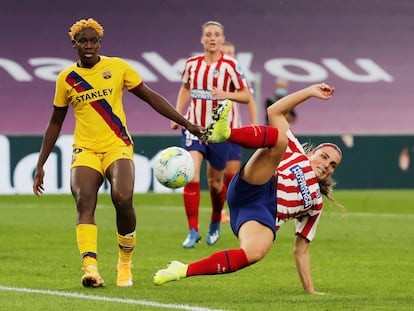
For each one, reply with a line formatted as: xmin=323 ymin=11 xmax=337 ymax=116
xmin=71 ymin=145 xmax=134 ymax=176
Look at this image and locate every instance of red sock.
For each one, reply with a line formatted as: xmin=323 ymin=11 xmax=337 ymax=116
xmin=224 ymin=173 xmax=235 ymax=188
xmin=229 ymin=125 xmax=279 ymax=149
xmin=183 ymin=181 xmax=200 ymax=231
xmin=209 ymin=184 xmax=227 ymax=222
xmin=187 ymin=249 xmax=249 ymax=276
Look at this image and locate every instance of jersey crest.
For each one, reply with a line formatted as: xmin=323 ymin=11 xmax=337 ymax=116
xmin=102 ymin=71 xmax=112 ymax=79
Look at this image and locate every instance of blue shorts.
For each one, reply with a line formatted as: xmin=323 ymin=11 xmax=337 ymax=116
xmin=227 ymin=143 xmax=242 ymax=161
xmin=227 ymin=171 xmax=277 ymax=240
xmin=181 ymin=129 xmax=229 ymax=170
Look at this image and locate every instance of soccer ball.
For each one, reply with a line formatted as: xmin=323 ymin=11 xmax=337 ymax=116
xmin=153 ymin=146 xmax=194 ymax=189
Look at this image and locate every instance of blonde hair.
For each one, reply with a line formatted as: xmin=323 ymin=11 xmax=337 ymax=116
xmin=201 ymin=20 xmax=224 ymax=34
xmin=69 ymin=18 xmax=104 ymax=40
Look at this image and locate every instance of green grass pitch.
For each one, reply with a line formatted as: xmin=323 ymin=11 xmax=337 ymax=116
xmin=0 ymin=190 xmax=413 ymax=310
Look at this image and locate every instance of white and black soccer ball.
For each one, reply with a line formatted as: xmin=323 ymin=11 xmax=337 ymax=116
xmin=153 ymin=146 xmax=194 ymax=189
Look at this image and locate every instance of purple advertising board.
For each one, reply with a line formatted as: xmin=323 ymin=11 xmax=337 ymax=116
xmin=1 ymin=0 xmax=413 ymax=135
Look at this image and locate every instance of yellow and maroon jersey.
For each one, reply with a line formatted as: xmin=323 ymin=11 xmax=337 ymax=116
xmin=54 ymin=56 xmax=142 ymax=152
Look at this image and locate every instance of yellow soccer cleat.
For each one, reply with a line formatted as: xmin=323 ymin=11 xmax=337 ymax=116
xmin=81 ymin=265 xmax=105 ymax=288
xmin=153 ymin=261 xmax=188 ymax=285
xmin=203 ymin=99 xmax=232 ymax=143
xmin=116 ymin=262 xmax=133 ymax=287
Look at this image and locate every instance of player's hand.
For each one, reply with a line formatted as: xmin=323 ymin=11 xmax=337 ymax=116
xmin=186 ymin=123 xmax=205 ymax=140
xmin=33 ymin=167 xmax=45 ymax=196
xmin=211 ymin=87 xmax=228 ymax=100
xmin=311 ymin=83 xmax=335 ymax=99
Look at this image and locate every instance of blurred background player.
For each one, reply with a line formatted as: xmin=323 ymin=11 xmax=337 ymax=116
xmin=265 ymin=78 xmax=297 ymax=124
xmin=171 ymin=21 xmax=250 ymax=248
xmin=220 ymin=41 xmax=258 ymax=223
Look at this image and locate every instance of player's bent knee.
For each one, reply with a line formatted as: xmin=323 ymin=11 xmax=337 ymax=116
xmin=246 ymin=247 xmax=269 ymax=264
xmin=111 ymin=192 xmax=133 ymax=208
xmin=269 ymin=131 xmax=288 ymax=157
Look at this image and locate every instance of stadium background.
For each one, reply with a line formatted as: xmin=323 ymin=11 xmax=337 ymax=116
xmin=1 ymin=0 xmax=413 ymax=193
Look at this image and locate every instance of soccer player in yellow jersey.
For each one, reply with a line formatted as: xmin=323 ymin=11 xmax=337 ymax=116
xmin=32 ymin=18 xmax=203 ymax=288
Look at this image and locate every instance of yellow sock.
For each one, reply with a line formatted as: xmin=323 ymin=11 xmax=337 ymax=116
xmin=117 ymin=232 xmax=136 ymax=264
xmin=76 ymin=224 xmax=98 ymax=268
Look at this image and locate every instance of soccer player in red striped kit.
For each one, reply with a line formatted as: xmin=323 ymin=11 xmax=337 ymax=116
xmin=156 ymin=83 xmax=343 ymax=295
xmin=171 ymin=21 xmax=250 ymax=248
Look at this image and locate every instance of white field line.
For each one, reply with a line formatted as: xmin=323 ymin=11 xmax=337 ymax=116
xmin=0 ymin=285 xmax=228 ymax=311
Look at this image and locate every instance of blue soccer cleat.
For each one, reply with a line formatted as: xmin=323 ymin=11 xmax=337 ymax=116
xmin=182 ymin=229 xmax=201 ymax=248
xmin=206 ymin=221 xmax=221 ymax=245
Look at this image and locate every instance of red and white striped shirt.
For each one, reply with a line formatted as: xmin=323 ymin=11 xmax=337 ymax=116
xmin=276 ymin=130 xmax=323 ymax=241
xmin=181 ymin=53 xmax=248 ymax=128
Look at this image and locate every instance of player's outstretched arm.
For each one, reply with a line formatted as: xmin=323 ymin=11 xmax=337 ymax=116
xmin=293 ymin=235 xmax=329 ymax=295
xmin=131 ymin=84 xmax=203 ymax=139
xmin=267 ymin=83 xmax=334 ymax=133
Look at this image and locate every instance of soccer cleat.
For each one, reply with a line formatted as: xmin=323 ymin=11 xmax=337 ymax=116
xmin=153 ymin=261 xmax=188 ymax=285
xmin=203 ymin=99 xmax=232 ymax=143
xmin=81 ymin=265 xmax=105 ymax=288
xmin=206 ymin=221 xmax=220 ymax=245
xmin=182 ymin=229 xmax=201 ymax=248
xmin=116 ymin=262 xmax=133 ymax=287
